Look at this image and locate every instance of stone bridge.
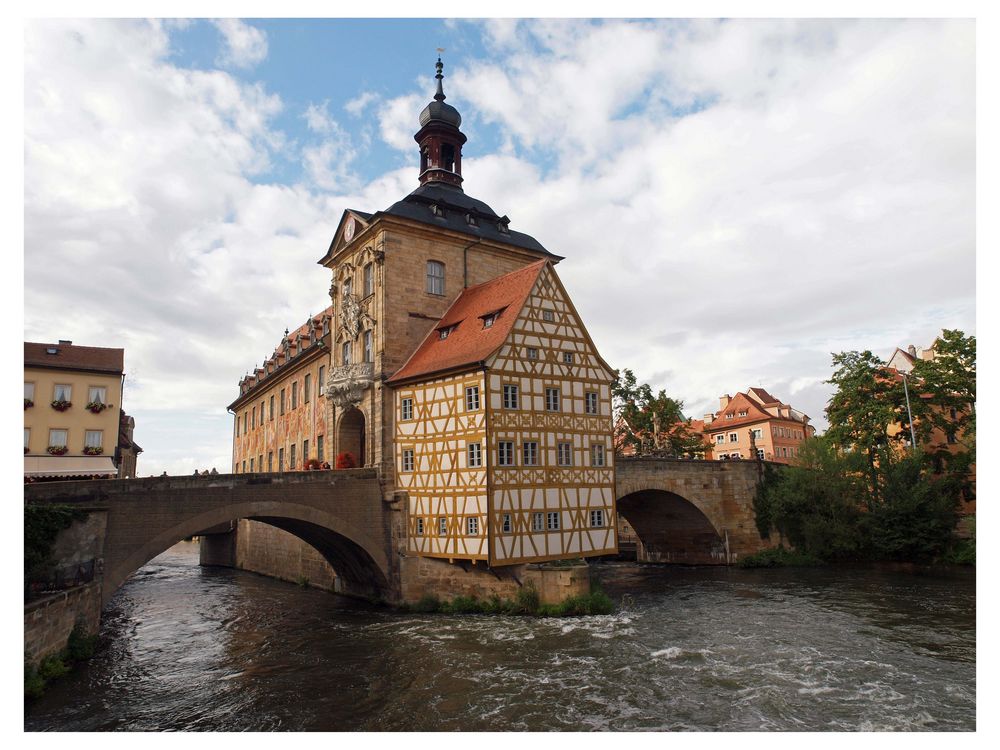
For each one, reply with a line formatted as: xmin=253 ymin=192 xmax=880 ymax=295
xmin=24 ymin=470 xmax=397 ymax=607
xmin=615 ymin=457 xmax=774 ymax=564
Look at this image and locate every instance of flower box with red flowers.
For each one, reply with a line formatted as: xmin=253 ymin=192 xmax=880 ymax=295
xmin=47 ymin=446 xmax=68 ymax=455
xmin=86 ymin=401 xmax=107 ymax=414
xmin=83 ymin=446 xmax=104 ymax=456
xmin=51 ymin=400 xmax=72 ymax=412
xmin=24 ymin=398 xmax=34 ymax=410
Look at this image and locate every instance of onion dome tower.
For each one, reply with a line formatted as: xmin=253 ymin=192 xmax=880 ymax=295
xmin=414 ymin=57 xmax=467 ymax=188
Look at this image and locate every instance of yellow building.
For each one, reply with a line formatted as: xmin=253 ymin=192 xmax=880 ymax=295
xmin=703 ymin=388 xmax=815 ymax=463
xmin=24 ymin=340 xmax=127 ymax=480
xmin=229 ymin=310 xmax=333 ymax=473
xmin=388 ymin=260 xmax=618 ymax=564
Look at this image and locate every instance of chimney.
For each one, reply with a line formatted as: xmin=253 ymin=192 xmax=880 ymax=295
xmin=704 ymin=413 xmax=715 ymax=424
xmin=907 ymin=345 xmax=916 ymax=357
xmin=719 ymin=394 xmax=731 ymax=410
xmin=58 ymin=339 xmax=72 ymax=345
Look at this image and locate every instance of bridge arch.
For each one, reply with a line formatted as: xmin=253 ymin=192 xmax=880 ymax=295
xmin=616 ymin=489 xmax=729 ymax=565
xmin=105 ymin=500 xmax=391 ymax=605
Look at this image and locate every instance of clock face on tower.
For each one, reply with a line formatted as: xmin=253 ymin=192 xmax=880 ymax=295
xmin=344 ymin=216 xmax=356 ymax=242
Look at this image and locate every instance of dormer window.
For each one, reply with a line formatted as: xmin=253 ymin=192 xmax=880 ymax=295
xmin=483 ymin=315 xmax=495 ymax=329
xmin=45 ymin=347 xmax=58 ymax=355
xmin=497 ymin=219 xmax=509 ymax=234
xmin=738 ymin=410 xmax=748 ymax=417
xmin=438 ymin=324 xmax=457 ymax=340
xmin=725 ymin=413 xmax=734 ymax=419
xmin=466 ymin=213 xmax=478 ymax=226
xmin=430 ymin=204 xmax=444 ymax=218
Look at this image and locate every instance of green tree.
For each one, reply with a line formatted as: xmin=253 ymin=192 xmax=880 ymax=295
xmin=910 ymin=329 xmax=976 ymax=453
xmin=612 ymin=369 xmax=705 ymax=457
xmin=825 ymin=350 xmax=920 ymax=507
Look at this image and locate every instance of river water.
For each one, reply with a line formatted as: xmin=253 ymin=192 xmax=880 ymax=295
xmin=25 ymin=541 xmax=975 ymax=731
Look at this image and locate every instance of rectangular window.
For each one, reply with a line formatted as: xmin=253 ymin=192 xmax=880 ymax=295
xmin=242 ymin=460 xmax=246 ymax=473
xmin=591 ymin=443 xmax=606 ymax=467
xmin=426 ymin=260 xmax=445 ymax=295
xmin=304 ymin=374 xmax=311 ymax=404
xmin=342 ymin=341 xmax=351 ymax=365
xmin=416 ymin=518 xmax=424 ymax=536
xmin=259 ymin=454 xmax=263 ymax=471
xmin=563 ymin=352 xmax=574 ymax=365
xmin=532 ymin=512 xmax=544 ymax=532
xmin=467 ymin=517 xmax=479 ymax=535
xmin=49 ymin=429 xmax=68 ymax=448
xmin=502 ymin=514 xmax=512 ymax=533
xmin=270 ymin=395 xmax=275 ymax=420
xmin=482 ymin=314 xmax=495 ymax=329
xmin=303 ymin=439 xmax=309 ymax=463
xmin=318 ymin=366 xmax=326 ymax=396
xmin=590 ymin=509 xmax=605 ymax=527
xmin=438 ymin=517 xmax=448 ymax=536
xmin=84 ymin=430 xmax=103 ymax=448
xmin=261 ymin=400 xmax=265 ymax=424
xmin=290 ymin=444 xmax=296 ymax=469
xmin=502 ymin=384 xmax=519 ymax=409
xmin=585 ymin=392 xmax=598 ymax=415
xmin=467 ymin=442 xmax=482 ymax=468
xmin=542 ymin=310 xmax=555 ymax=322
xmin=401 ymin=398 xmax=413 ymax=420
xmin=278 ymin=448 xmax=284 ymax=471
xmin=24 ymin=428 xmax=30 ymax=450
xmin=715 ymin=434 xmax=725 ymax=444
xmin=292 ymin=382 xmax=298 ymax=409
xmin=53 ymin=383 xmax=71 ymax=402
xmin=364 ymin=330 xmax=373 ymax=363
xmin=557 ymin=442 xmax=573 ymax=466
xmin=88 ymin=386 xmax=107 ymax=405
xmin=402 ymin=449 xmax=414 ymax=472
xmin=758 ymin=449 xmax=766 ymax=460
xmin=250 ymin=458 xmax=255 ymax=472
xmin=545 ymin=387 xmax=560 ymax=411
xmin=281 ymin=389 xmax=288 ymax=415
xmin=751 ymin=428 xmax=763 ymax=440
xmin=729 ymin=433 xmax=738 ymax=443
xmin=526 ymin=347 xmax=538 ymax=360
xmin=498 ymin=441 xmax=515 ymax=466
xmin=363 ymin=262 xmax=374 ymax=297
xmin=465 ymin=386 xmax=480 ymax=411
xmin=25 ymin=382 xmax=35 ymax=401
xmin=243 ymin=413 xmax=248 ymax=434
xmin=317 ymin=435 xmax=324 ymax=462
xmin=947 ymin=432 xmax=958 ymax=445
xmin=268 ymin=452 xmax=273 ymax=471
xmin=739 ymin=410 xmax=748 ymax=417
xmin=523 ymin=441 xmax=539 ymax=466
xmin=252 ymin=407 xmax=256 ymax=429
xmin=546 ymin=512 xmax=561 ymax=531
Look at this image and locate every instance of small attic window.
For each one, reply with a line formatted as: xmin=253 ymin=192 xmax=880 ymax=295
xmin=738 ymin=410 xmax=748 ymax=417
xmin=438 ymin=324 xmax=457 ymax=340
xmin=430 ymin=204 xmax=444 ymax=218
xmin=483 ymin=314 xmax=495 ymax=329
xmin=725 ymin=413 xmax=734 ymax=419
xmin=466 ymin=213 xmax=478 ymax=226
xmin=497 ymin=219 xmax=510 ymax=234
xmin=46 ymin=347 xmax=58 ymax=355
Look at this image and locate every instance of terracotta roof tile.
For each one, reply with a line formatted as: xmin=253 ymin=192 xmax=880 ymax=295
xmin=24 ymin=341 xmax=124 ymax=373
xmin=388 ymin=261 xmax=547 ymax=384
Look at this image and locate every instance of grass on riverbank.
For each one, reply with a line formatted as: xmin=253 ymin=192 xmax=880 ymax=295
xmin=25 ymin=626 xmax=98 ymax=699
xmin=402 ymin=584 xmax=615 ymax=617
xmin=738 ymin=547 xmax=825 ymax=568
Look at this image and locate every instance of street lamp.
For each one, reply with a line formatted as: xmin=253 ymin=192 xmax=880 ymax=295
xmin=901 ymin=370 xmax=918 ymax=451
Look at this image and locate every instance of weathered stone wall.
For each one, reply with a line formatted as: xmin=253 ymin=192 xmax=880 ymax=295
xmin=24 ymin=582 xmax=102 ymax=666
xmin=232 ymin=519 xmax=339 ymax=592
xmin=523 ymin=563 xmax=591 ymax=604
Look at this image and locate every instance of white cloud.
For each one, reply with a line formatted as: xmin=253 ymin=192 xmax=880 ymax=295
xmin=345 ymin=91 xmax=378 ymax=117
xmin=377 ymin=93 xmax=424 ymax=151
xmin=212 ymin=18 xmax=268 ymax=70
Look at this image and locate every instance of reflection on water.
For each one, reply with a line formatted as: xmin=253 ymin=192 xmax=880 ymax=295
xmin=25 ymin=542 xmax=975 ymax=731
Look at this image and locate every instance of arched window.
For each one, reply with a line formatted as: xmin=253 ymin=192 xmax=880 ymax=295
xmin=426 ymin=261 xmax=445 ymax=295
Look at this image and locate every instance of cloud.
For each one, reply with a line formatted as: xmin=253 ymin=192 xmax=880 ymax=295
xmin=212 ymin=18 xmax=268 ymax=70
xmin=345 ymin=91 xmax=378 ymax=117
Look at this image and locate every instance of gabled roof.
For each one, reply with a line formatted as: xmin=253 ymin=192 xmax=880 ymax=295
xmin=24 ymin=341 xmax=124 ymax=374
xmin=705 ymin=392 xmax=775 ymax=431
xmin=747 ymin=387 xmax=780 ymax=406
xmin=387 ymin=260 xmax=547 ymax=384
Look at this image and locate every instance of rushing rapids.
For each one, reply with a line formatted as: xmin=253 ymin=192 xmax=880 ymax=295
xmin=25 ymin=542 xmax=975 ymax=731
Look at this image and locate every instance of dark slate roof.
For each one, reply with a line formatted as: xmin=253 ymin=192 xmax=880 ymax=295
xmin=380 ymin=183 xmax=560 ymax=259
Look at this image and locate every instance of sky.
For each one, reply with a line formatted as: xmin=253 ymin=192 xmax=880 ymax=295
xmin=22 ymin=17 xmax=977 ymax=476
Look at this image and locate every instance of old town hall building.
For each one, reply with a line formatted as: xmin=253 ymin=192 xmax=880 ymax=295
xmin=230 ymin=59 xmax=617 ymax=568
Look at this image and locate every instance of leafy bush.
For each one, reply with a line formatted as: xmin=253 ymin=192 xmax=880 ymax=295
xmin=738 ymin=547 xmax=824 ymax=568
xmin=66 ymin=626 xmax=97 ymax=661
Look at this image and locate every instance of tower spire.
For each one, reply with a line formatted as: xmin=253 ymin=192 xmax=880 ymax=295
xmin=414 ymin=52 xmax=467 ymax=189
xmin=434 ymin=55 xmax=446 ymax=102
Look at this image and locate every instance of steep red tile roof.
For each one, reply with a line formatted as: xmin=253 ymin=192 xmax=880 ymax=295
xmin=24 ymin=341 xmax=124 ymax=374
xmin=705 ymin=390 xmax=810 ymax=431
xmin=388 ymin=260 xmax=547 ymax=384
xmin=748 ymin=387 xmax=780 ymax=405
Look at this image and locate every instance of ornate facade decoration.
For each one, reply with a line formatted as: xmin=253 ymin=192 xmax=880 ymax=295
xmin=326 ymin=362 xmax=374 ymax=408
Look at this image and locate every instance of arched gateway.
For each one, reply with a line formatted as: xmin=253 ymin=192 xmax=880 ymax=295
xmin=24 ymin=470 xmax=393 ymax=605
